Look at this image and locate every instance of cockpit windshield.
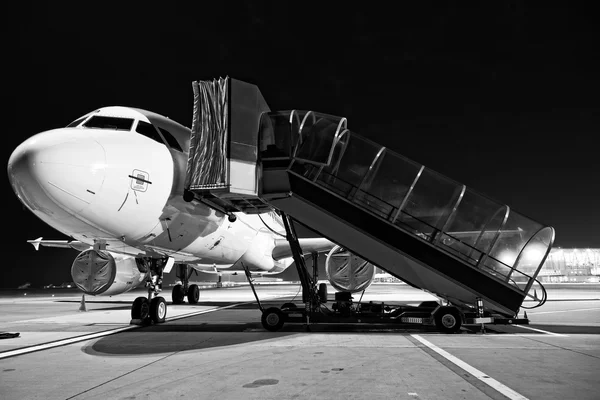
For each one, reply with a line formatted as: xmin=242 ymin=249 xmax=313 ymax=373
xmin=83 ymin=116 xmax=134 ymax=131
xmin=66 ymin=115 xmax=88 ymax=127
xmin=136 ymin=120 xmax=164 ymax=144
xmin=157 ymin=127 xmax=183 ymax=152
xmin=69 ymin=113 xmax=184 ymax=152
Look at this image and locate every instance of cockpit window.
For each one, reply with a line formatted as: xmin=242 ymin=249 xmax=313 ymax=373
xmin=136 ymin=120 xmax=164 ymax=144
xmin=158 ymin=127 xmax=183 ymax=152
xmin=66 ymin=115 xmax=88 ymax=127
xmin=83 ymin=116 xmax=134 ymax=131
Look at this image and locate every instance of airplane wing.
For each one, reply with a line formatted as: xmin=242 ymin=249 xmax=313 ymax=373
xmin=272 ymin=238 xmax=336 ymax=260
xmin=27 ymin=237 xmax=91 ymax=252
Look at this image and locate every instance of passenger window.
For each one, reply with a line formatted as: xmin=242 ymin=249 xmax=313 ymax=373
xmin=158 ymin=127 xmax=183 ymax=152
xmin=83 ymin=116 xmax=134 ymax=130
xmin=136 ymin=121 xmax=165 ymax=145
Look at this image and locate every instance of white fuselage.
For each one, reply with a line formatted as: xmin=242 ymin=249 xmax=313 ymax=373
xmin=8 ymin=106 xmax=288 ymax=274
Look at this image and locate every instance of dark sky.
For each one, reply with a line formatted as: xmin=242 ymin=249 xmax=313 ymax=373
xmin=4 ymin=3 xmax=599 ymax=287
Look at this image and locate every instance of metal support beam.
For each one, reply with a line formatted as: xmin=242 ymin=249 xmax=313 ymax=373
xmin=312 ymin=251 xmax=319 ymax=282
xmin=242 ymin=263 xmax=263 ymax=312
xmin=281 ymin=212 xmax=314 ymax=304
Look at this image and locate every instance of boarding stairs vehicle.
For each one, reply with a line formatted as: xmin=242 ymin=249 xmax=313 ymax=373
xmin=183 ymin=77 xmax=554 ymax=333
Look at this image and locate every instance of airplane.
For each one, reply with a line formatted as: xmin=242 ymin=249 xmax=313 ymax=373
xmin=7 ymin=106 xmax=337 ymax=323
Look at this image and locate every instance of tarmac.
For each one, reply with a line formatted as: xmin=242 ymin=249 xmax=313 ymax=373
xmin=0 ymin=282 xmax=598 ymax=400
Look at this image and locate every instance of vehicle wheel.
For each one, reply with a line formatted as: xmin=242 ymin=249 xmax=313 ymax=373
xmin=172 ymin=284 xmax=185 ymax=304
xmin=131 ymin=297 xmax=150 ymax=321
xmin=187 ymin=284 xmax=200 ymax=304
xmin=150 ymin=296 xmax=167 ymax=323
xmin=281 ymin=302 xmax=297 ymax=310
xmin=318 ymin=283 xmax=328 ymax=303
xmin=261 ymin=307 xmax=285 ymax=332
xmin=434 ymin=306 xmax=462 ymax=333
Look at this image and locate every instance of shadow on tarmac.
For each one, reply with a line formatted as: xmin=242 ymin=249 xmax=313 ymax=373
xmin=83 ymin=327 xmax=297 ymax=356
xmin=84 ymin=319 xmax=600 ymax=358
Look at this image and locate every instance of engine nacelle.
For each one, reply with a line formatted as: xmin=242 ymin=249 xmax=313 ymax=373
xmin=71 ymin=249 xmax=147 ymax=296
xmin=238 ymin=230 xmax=277 ymax=272
xmin=325 ymin=245 xmax=376 ymax=293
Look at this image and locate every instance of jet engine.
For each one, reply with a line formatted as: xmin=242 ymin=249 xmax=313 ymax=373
xmin=325 ymin=245 xmax=376 ymax=293
xmin=71 ymin=249 xmax=147 ymax=296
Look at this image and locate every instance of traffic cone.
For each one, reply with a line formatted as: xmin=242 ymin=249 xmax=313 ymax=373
xmin=79 ymin=294 xmax=87 ymax=312
xmin=524 ymin=311 xmax=528 ymax=320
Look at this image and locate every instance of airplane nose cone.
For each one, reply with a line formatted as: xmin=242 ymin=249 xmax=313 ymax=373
xmin=8 ymin=129 xmax=106 ymax=217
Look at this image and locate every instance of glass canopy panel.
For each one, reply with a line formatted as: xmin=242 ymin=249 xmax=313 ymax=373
xmin=395 ymin=168 xmax=464 ymax=240
xmin=483 ymin=211 xmax=546 ymax=281
xmin=294 ymin=112 xmax=345 ymax=166
xmin=326 ymin=129 xmax=350 ymax=176
xmin=436 ymin=190 xmax=509 ymax=264
xmin=325 ymin=132 xmax=384 ymax=190
xmin=295 ymin=118 xmax=338 ymax=165
xmin=300 ymin=130 xmax=353 ymax=197
xmin=512 ymin=226 xmax=555 ymax=287
xmin=356 ymin=150 xmax=423 ymax=211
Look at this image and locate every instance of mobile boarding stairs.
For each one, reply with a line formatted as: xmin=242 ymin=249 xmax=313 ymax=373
xmin=183 ymin=77 xmax=554 ymax=333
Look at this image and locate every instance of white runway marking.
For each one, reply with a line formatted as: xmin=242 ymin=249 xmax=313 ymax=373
xmin=0 ymin=303 xmax=249 ymax=360
xmin=486 ymin=334 xmax=566 ymax=337
xmin=0 ymin=326 xmax=136 ymax=360
xmin=526 ymin=307 xmax=600 ymax=315
xmin=412 ymin=334 xmax=529 ymax=400
xmin=512 ymin=325 xmax=567 ymax=336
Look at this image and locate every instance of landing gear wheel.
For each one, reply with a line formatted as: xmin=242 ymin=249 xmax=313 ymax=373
xmin=434 ymin=306 xmax=462 ymax=333
xmin=318 ymin=283 xmax=328 ymax=303
xmin=172 ymin=284 xmax=185 ymax=304
xmin=131 ymin=297 xmax=150 ymax=321
xmin=281 ymin=302 xmax=297 ymax=310
xmin=150 ymin=296 xmax=167 ymax=323
xmin=261 ymin=307 xmax=285 ymax=332
xmin=187 ymin=284 xmax=200 ymax=304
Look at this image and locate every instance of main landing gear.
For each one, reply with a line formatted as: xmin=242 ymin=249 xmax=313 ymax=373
xmin=171 ymin=264 xmax=200 ymax=305
xmin=131 ymin=258 xmax=168 ymax=325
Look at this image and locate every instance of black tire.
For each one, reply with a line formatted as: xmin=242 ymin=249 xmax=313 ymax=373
xmin=261 ymin=307 xmax=285 ymax=332
xmin=281 ymin=302 xmax=297 ymax=310
xmin=131 ymin=297 xmax=150 ymax=321
xmin=187 ymin=284 xmax=200 ymax=304
xmin=150 ymin=296 xmax=167 ymax=323
xmin=172 ymin=284 xmax=185 ymax=304
xmin=434 ymin=306 xmax=462 ymax=333
xmin=318 ymin=283 xmax=328 ymax=303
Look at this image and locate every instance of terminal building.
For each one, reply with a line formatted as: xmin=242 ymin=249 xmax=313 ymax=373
xmin=373 ymin=248 xmax=600 ymax=284
xmin=537 ymin=248 xmax=600 ymax=283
